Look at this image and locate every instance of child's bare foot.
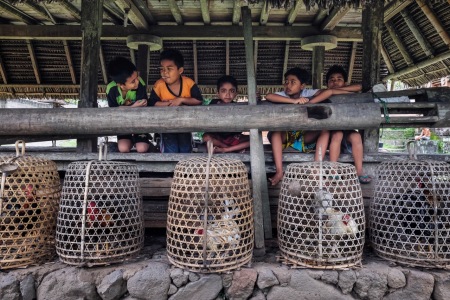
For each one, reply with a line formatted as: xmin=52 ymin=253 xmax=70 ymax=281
xmin=269 ymin=172 xmax=284 ymax=186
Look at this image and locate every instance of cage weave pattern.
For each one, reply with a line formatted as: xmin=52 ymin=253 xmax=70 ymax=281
xmin=0 ymin=153 xmax=60 ymax=270
xmin=56 ymin=161 xmax=144 ymax=266
xmin=166 ymin=156 xmax=254 ymax=273
xmin=278 ymin=162 xmax=365 ymax=269
xmin=370 ymin=160 xmax=450 ymax=268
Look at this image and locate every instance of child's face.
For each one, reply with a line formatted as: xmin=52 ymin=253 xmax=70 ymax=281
xmin=159 ymin=59 xmax=183 ymax=85
xmin=284 ymin=75 xmax=305 ymax=97
xmin=217 ymin=82 xmax=237 ymax=103
xmin=119 ymin=71 xmax=140 ymax=91
xmin=327 ymin=73 xmax=346 ymax=89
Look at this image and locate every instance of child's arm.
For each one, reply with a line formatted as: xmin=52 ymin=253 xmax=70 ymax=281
xmin=169 ymin=98 xmax=202 ymax=106
xmin=266 ymin=93 xmax=308 ymax=104
xmin=309 ymin=87 xmax=360 ymax=104
xmin=334 ymin=84 xmax=362 ymax=92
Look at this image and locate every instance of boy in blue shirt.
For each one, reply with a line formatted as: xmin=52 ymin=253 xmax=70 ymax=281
xmin=106 ymin=56 xmax=150 ymax=153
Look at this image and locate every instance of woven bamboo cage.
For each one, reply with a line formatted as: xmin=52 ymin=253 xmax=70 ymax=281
xmin=166 ymin=145 xmax=254 ymax=273
xmin=55 ymin=144 xmax=144 ymax=266
xmin=278 ymin=161 xmax=365 ymax=269
xmin=0 ymin=141 xmax=61 ymax=270
xmin=370 ymin=142 xmax=450 ymax=268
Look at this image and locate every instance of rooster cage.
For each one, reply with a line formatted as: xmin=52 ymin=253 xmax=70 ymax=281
xmin=0 ymin=141 xmax=61 ymax=270
xmin=370 ymin=142 xmax=450 ymax=268
xmin=278 ymin=162 xmax=365 ymax=269
xmin=166 ymin=148 xmax=254 ymax=273
xmin=55 ymin=144 xmax=144 ymax=266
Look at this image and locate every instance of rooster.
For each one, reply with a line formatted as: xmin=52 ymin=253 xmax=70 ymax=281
xmin=322 ymin=207 xmax=358 ymax=256
xmin=194 ymin=199 xmax=241 ymax=257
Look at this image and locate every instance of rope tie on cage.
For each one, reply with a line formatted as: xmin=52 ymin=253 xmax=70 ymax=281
xmin=202 ymin=140 xmax=214 ymax=268
xmin=372 ymin=91 xmax=390 ymax=124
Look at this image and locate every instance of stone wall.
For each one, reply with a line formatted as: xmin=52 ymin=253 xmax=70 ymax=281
xmin=1 ymin=250 xmax=449 ymax=300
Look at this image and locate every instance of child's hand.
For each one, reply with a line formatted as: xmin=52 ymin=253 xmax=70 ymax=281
xmin=131 ymin=99 xmax=147 ymax=107
xmin=168 ymin=98 xmax=184 ymax=106
xmin=293 ymin=97 xmax=309 ymax=104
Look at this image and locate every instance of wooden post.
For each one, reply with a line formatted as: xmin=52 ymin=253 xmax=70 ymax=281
xmin=312 ymin=46 xmax=325 ymax=89
xmin=362 ymin=0 xmax=383 ymax=153
xmin=137 ymin=44 xmax=149 ymax=85
xmin=77 ymin=0 xmax=103 ymax=152
xmin=242 ymin=4 xmax=272 ymax=251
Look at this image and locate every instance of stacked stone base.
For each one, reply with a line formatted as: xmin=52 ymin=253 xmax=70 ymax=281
xmin=1 ymin=252 xmax=449 ymax=300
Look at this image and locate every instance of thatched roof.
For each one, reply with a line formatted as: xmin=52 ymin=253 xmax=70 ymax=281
xmin=0 ymin=0 xmax=448 ymax=99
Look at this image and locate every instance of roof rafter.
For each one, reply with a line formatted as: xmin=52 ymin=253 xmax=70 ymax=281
xmin=62 ymin=40 xmax=76 ymax=84
xmin=380 ymin=43 xmax=395 ymax=74
xmin=347 ymin=41 xmax=357 ymax=83
xmin=320 ymin=6 xmax=351 ymax=31
xmin=24 ymin=0 xmax=55 ymax=24
xmin=131 ymin=0 xmax=155 ymax=25
xmin=384 ymin=0 xmax=413 ymax=23
xmin=416 ymin=0 xmax=450 ymax=48
xmin=200 ymin=0 xmax=210 ymax=25
xmin=60 ymin=0 xmax=81 ymax=21
xmin=400 ymin=9 xmax=434 ymax=57
xmin=260 ymin=0 xmax=270 ymax=25
xmin=0 ymin=0 xmax=39 ymax=24
xmin=312 ymin=8 xmax=328 ymax=26
xmin=0 ymin=54 xmax=8 ymax=84
xmin=167 ymin=0 xmax=183 ymax=25
xmin=26 ymin=40 xmax=41 ymax=84
xmin=99 ymin=44 xmax=108 ymax=84
xmin=232 ymin=0 xmax=241 ymax=25
xmin=115 ymin=0 xmax=149 ymax=30
xmin=287 ymin=0 xmax=303 ymax=25
xmin=385 ymin=21 xmax=414 ymax=66
xmin=103 ymin=5 xmax=122 ymax=25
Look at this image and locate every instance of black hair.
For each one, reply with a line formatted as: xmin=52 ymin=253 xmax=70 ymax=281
xmin=216 ymin=75 xmax=238 ymax=91
xmin=284 ymin=67 xmax=310 ymax=85
xmin=326 ymin=65 xmax=348 ymax=83
xmin=107 ymin=56 xmax=137 ymax=84
xmin=160 ymin=49 xmax=184 ymax=68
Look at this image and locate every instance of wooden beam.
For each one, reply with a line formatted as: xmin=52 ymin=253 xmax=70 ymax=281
xmin=99 ymin=45 xmax=108 ymax=84
xmin=200 ymin=0 xmax=211 ymax=25
xmin=136 ymin=44 xmax=149 ymax=85
xmin=26 ymin=40 xmax=41 ymax=84
xmin=232 ymin=0 xmax=241 ymax=25
xmin=400 ymin=9 xmax=434 ymax=57
xmin=60 ymin=0 xmax=81 ymax=21
xmin=416 ymin=0 xmax=450 ymax=48
xmin=0 ymin=25 xmax=363 ymax=41
xmin=320 ymin=6 xmax=351 ymax=31
xmin=225 ymin=40 xmax=230 ymax=75
xmin=242 ymin=4 xmax=272 ymax=246
xmin=103 ymin=5 xmax=122 ymax=25
xmin=385 ymin=21 xmax=414 ymax=66
xmin=260 ymin=0 xmax=270 ymax=25
xmin=0 ymin=54 xmax=8 ymax=84
xmin=193 ymin=41 xmax=198 ymax=83
xmin=312 ymin=46 xmax=325 ymax=89
xmin=115 ymin=0 xmax=149 ymax=30
xmin=0 ymin=104 xmax=382 ymax=135
xmin=312 ymin=8 xmax=328 ymax=26
xmin=0 ymin=0 xmax=38 ymax=24
xmin=167 ymin=0 xmax=183 ymax=25
xmin=347 ymin=41 xmax=357 ymax=84
xmin=282 ymin=41 xmax=290 ymax=82
xmin=62 ymin=40 xmax=76 ymax=84
xmin=24 ymin=0 xmax=55 ymax=24
xmin=380 ymin=43 xmax=395 ymax=74
xmin=287 ymin=0 xmax=303 ymax=25
xmin=384 ymin=0 xmax=413 ymax=23
xmin=384 ymin=50 xmax=450 ymax=81
xmin=132 ymin=0 xmax=155 ymax=25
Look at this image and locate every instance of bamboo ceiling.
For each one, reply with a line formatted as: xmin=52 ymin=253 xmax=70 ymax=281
xmin=0 ymin=0 xmax=449 ymax=99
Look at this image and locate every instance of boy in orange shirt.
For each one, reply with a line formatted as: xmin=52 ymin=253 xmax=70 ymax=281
xmin=149 ymin=49 xmax=203 ymax=153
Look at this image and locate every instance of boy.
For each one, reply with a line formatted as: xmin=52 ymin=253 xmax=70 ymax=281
xmin=202 ymin=75 xmax=250 ymax=153
xmin=149 ymin=49 xmax=203 ymax=153
xmin=309 ymin=65 xmax=371 ymax=184
xmin=265 ymin=67 xmax=339 ymax=186
xmin=106 ymin=56 xmax=150 ymax=153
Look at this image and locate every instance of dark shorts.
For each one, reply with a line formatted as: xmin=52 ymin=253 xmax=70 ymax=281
xmin=117 ymin=133 xmax=151 ymax=144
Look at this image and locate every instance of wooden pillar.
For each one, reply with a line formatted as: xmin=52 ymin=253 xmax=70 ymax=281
xmin=225 ymin=40 xmax=230 ymax=75
xmin=312 ymin=46 xmax=325 ymax=89
xmin=77 ymin=0 xmax=103 ymax=152
xmin=362 ymin=0 xmax=383 ymax=153
xmin=242 ymin=5 xmax=272 ymax=251
xmin=137 ymin=44 xmax=149 ymax=85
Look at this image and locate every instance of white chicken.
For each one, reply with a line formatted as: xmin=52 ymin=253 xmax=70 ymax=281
xmin=194 ymin=199 xmax=241 ymax=257
xmin=323 ymin=207 xmax=358 ymax=236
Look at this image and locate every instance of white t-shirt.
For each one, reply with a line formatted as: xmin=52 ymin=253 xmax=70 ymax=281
xmin=275 ymin=89 xmax=319 ymax=98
